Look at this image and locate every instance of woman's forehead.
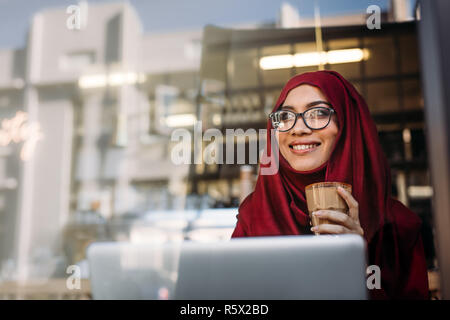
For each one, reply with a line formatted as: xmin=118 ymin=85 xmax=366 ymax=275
xmin=282 ymin=84 xmax=329 ymax=110
xmin=285 ymin=84 xmax=327 ymax=101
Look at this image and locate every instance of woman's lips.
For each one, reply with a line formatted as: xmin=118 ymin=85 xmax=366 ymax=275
xmin=288 ymin=143 xmax=320 ymax=155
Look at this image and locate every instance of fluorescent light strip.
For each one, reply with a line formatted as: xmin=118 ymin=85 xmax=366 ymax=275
xmin=407 ymin=186 xmax=433 ymax=198
xmin=259 ymin=48 xmax=369 ymax=70
xmin=259 ymin=54 xmax=294 ymax=71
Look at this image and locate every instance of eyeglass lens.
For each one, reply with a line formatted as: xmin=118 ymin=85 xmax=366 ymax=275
xmin=271 ymin=107 xmax=332 ymax=131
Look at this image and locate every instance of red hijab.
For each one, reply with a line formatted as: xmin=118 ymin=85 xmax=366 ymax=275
xmin=232 ymin=71 xmax=429 ymax=299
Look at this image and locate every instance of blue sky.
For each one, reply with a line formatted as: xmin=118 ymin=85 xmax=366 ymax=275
xmin=0 ymin=0 xmax=392 ymax=49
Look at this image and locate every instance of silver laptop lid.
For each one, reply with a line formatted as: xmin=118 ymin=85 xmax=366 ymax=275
xmin=174 ymin=234 xmax=368 ymax=300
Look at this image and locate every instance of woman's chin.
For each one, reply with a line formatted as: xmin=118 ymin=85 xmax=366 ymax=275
xmin=289 ymin=159 xmax=324 ymax=172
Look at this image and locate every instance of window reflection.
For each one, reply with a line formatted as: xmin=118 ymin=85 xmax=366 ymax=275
xmin=0 ymin=0 xmax=441 ymax=300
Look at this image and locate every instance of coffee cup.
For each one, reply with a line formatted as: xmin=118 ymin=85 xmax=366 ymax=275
xmin=305 ymin=182 xmax=352 ymax=235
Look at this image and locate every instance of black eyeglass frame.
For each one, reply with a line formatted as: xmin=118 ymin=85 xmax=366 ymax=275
xmin=269 ymin=104 xmax=336 ymax=132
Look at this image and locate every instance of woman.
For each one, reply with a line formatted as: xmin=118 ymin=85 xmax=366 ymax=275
xmin=231 ymin=70 xmax=429 ymax=300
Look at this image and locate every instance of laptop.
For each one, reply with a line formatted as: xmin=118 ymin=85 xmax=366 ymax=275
xmin=87 ymin=234 xmax=368 ymax=300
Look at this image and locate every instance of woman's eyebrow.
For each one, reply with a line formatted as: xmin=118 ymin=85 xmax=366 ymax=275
xmin=304 ymin=100 xmax=330 ymax=108
xmin=280 ymin=100 xmax=330 ymax=110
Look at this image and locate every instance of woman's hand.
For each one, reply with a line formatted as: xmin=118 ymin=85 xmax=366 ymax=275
xmin=310 ymin=186 xmax=364 ymax=236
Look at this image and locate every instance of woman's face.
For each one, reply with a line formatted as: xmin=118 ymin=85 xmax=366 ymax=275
xmin=276 ymin=84 xmax=339 ymax=171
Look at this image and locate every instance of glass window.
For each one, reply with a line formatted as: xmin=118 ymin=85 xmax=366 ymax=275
xmin=364 ymin=36 xmax=397 ymax=77
xmin=264 ymin=89 xmax=283 ymax=114
xmin=261 ymin=44 xmax=292 ymax=87
xmin=294 ymin=41 xmax=320 ymax=75
xmin=228 ymin=92 xmax=262 ymax=123
xmin=367 ymin=80 xmax=400 ymax=113
xmin=402 ymin=78 xmax=424 ymax=110
xmin=167 ymin=71 xmax=198 ymax=91
xmin=399 ymin=34 xmax=420 ymax=74
xmin=229 ymin=48 xmax=259 ymax=89
xmin=352 ymin=81 xmax=364 ymax=97
xmin=410 ymin=128 xmax=428 ymax=161
xmin=325 ymin=38 xmax=362 ymax=79
xmin=59 ymin=51 xmax=95 ymax=71
xmin=201 ymin=45 xmax=228 ymax=83
xmin=378 ymin=130 xmax=405 ymax=162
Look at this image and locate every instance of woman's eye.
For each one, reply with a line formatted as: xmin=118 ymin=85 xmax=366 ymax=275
xmin=312 ymin=109 xmax=329 ymax=117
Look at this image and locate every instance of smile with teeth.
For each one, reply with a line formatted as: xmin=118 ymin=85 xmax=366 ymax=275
xmin=290 ymin=143 xmax=320 ymax=151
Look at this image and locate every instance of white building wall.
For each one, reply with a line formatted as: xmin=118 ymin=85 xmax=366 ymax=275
xmin=26 ymin=97 xmax=73 ymax=277
xmin=32 ymin=3 xmax=127 ymax=84
xmin=141 ymin=30 xmax=202 ymax=74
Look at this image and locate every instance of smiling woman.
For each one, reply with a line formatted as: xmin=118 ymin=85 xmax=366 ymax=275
xmin=231 ymin=70 xmax=429 ymax=300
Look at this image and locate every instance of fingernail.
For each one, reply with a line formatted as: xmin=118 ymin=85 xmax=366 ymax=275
xmin=313 ymin=211 xmax=322 ymax=217
xmin=311 ymin=227 xmax=317 ymax=232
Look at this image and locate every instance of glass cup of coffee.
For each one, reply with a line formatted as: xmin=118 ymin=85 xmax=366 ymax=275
xmin=305 ymin=182 xmax=352 ymax=235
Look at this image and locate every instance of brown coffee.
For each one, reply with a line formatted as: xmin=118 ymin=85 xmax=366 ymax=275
xmin=305 ymin=182 xmax=352 ymax=235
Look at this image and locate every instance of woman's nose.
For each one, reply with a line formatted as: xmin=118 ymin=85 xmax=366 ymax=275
xmin=291 ymin=116 xmax=312 ymax=135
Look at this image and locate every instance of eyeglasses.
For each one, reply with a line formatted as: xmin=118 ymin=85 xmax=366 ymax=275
xmin=269 ymin=105 xmax=335 ymax=132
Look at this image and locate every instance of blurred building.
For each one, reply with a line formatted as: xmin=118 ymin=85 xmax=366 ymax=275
xmin=0 ymin=2 xmax=203 ymax=281
xmin=0 ymin=0 xmax=432 ymax=284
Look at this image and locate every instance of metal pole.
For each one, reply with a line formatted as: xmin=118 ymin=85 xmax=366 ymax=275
xmin=417 ymin=0 xmax=450 ymax=299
